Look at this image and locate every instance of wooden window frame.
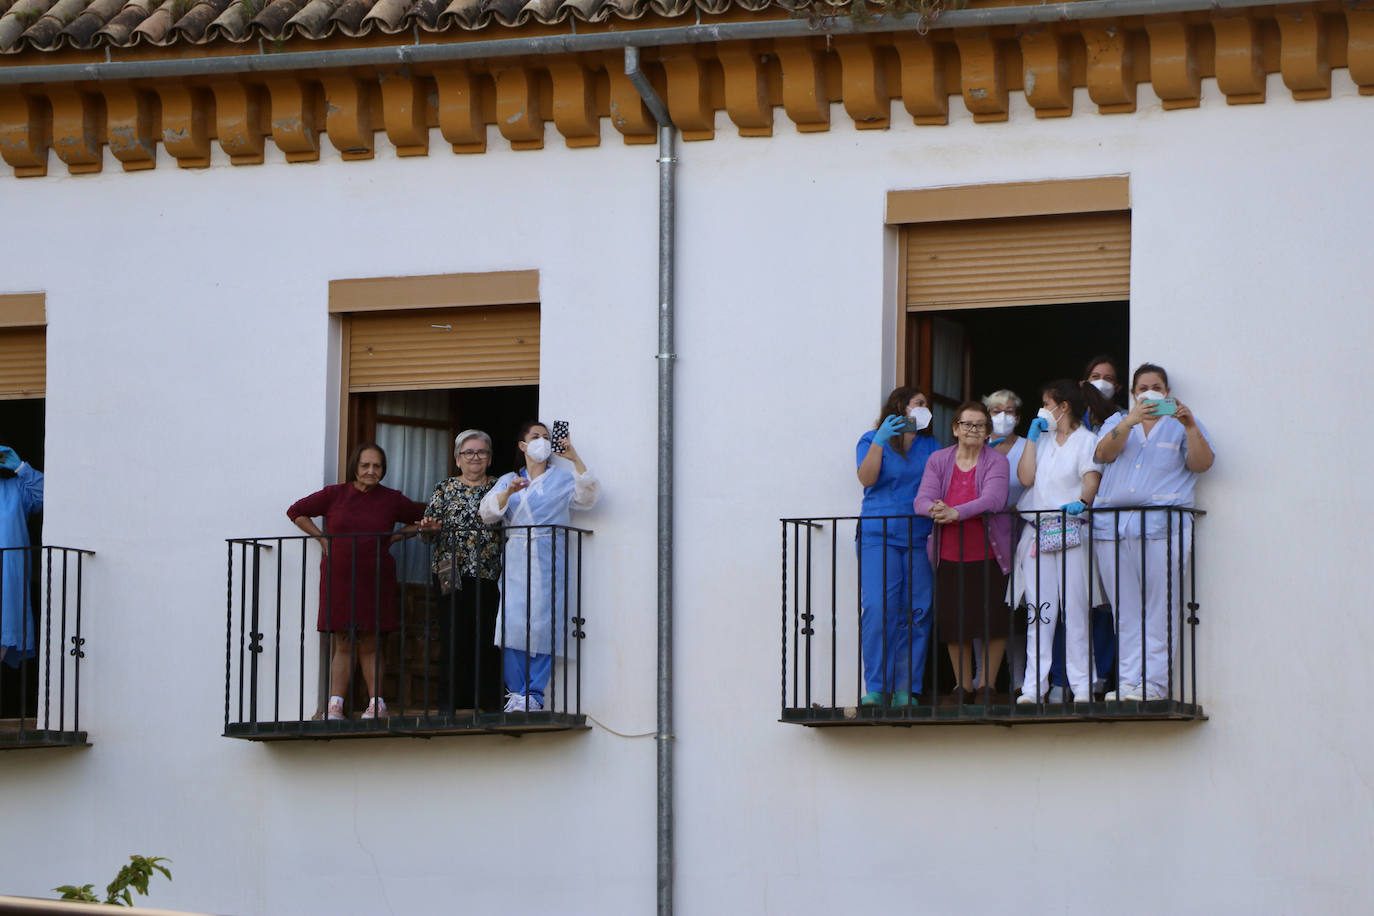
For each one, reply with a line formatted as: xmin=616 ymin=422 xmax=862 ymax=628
xmin=327 ymin=270 xmax=539 ymax=480
xmin=887 ymin=177 xmax=1129 ymax=397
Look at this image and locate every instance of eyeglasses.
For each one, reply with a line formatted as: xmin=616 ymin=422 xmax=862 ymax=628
xmin=955 ymin=421 xmax=989 ymax=432
xmin=458 ymin=449 xmax=490 ymax=459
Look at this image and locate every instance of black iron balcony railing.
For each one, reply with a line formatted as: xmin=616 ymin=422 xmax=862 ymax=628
xmin=223 ymin=525 xmax=591 ymax=741
xmin=780 ymin=507 xmax=1204 ymax=725
xmin=0 ymin=545 xmax=94 ymax=749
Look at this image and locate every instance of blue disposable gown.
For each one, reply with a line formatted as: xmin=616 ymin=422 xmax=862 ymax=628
xmin=0 ymin=464 xmax=43 ymax=665
xmin=480 ymin=464 xmax=599 ymax=657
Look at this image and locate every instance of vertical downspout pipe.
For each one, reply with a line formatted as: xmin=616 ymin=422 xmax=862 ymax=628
xmin=625 ymin=46 xmax=677 ymax=916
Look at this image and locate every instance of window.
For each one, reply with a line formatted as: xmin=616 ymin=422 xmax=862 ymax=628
xmin=0 ymin=293 xmax=93 ymax=748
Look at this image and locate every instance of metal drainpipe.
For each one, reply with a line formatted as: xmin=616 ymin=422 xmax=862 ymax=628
xmin=625 ymin=45 xmax=676 ymax=916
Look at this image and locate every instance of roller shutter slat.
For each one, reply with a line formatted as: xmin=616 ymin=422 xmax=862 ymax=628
xmin=906 ymin=212 xmax=1130 ymax=310
xmin=0 ymin=327 xmax=45 ymax=400
xmin=348 ymin=305 xmax=539 ymax=393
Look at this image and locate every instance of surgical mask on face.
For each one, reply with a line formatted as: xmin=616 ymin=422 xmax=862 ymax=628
xmin=1136 ymin=390 xmax=1164 ymax=405
xmin=1089 ymin=379 xmax=1115 ymax=399
xmin=906 ymin=406 xmax=932 ymax=431
xmin=1036 ymin=406 xmax=1058 ymax=426
xmin=525 ymin=437 xmax=553 ymax=463
xmin=991 ymin=413 xmax=1016 ymax=436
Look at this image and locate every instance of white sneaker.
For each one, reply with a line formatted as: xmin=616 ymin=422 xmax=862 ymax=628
xmin=1016 ymin=693 xmax=1040 ymax=705
xmin=360 ymin=697 xmax=388 ymax=719
xmin=1106 ymin=686 xmax=1144 ymax=701
xmin=1046 ymin=686 xmax=1066 ymax=703
xmin=327 ymin=697 xmax=346 ymax=720
xmin=504 ymin=692 xmax=528 ymax=713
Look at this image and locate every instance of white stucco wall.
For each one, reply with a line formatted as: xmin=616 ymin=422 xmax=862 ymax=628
xmin=0 ymin=66 xmax=1370 ymax=915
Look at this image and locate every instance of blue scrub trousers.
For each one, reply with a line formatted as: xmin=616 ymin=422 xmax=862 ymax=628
xmin=1050 ymin=605 xmax=1118 ymax=688
xmin=504 ymin=648 xmax=553 ymax=702
xmin=858 ymin=537 xmax=932 ymax=696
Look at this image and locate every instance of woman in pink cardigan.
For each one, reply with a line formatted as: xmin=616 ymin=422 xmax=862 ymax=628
xmin=913 ymin=401 xmax=1015 ymax=705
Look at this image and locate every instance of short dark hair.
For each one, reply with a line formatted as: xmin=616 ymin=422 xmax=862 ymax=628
xmin=1132 ymin=362 xmax=1170 ymax=391
xmin=346 ymin=442 xmax=387 ymax=483
xmin=951 ymin=400 xmax=992 ymax=440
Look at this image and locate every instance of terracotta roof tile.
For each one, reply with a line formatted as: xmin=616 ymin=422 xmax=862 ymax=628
xmin=0 ymin=0 xmax=806 ymax=52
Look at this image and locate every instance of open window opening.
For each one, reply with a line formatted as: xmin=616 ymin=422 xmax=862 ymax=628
xmin=346 ymin=384 xmax=538 ymax=713
xmin=0 ymin=396 xmax=43 ymax=727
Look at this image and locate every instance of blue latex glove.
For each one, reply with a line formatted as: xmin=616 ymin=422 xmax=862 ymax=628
xmin=0 ymin=447 xmax=19 ymax=472
xmin=873 ymin=415 xmax=906 ymax=447
xmin=1026 ymin=417 xmax=1049 ymax=442
xmin=1060 ymin=500 xmax=1086 ymax=516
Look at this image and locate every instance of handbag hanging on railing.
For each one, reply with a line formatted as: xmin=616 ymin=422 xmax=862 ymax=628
xmin=1036 ymin=514 xmax=1082 ymax=553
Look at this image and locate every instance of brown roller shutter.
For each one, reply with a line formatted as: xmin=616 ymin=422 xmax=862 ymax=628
xmin=0 ymin=327 xmax=45 ymax=400
xmin=905 ymin=211 xmax=1130 ymax=310
xmin=346 ymin=304 xmax=539 ymax=393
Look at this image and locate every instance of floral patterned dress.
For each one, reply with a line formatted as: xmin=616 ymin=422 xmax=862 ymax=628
xmin=422 ymin=478 xmax=502 ymax=589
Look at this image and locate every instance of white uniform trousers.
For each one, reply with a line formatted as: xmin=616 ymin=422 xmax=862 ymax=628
xmin=1094 ymin=535 xmax=1189 ymax=699
xmin=1019 ymin=543 xmax=1092 ymax=699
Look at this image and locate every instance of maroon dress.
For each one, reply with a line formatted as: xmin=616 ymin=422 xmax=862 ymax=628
xmin=286 ymin=483 xmax=425 ymax=633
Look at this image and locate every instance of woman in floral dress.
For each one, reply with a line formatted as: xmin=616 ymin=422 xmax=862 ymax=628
xmin=418 ymin=430 xmax=503 ymax=712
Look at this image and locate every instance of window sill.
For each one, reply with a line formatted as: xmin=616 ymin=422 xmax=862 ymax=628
xmin=224 ymin=711 xmax=589 ymax=741
xmin=781 ymin=699 xmax=1206 ymax=727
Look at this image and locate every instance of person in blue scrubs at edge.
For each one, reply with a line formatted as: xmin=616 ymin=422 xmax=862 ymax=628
xmin=855 ymin=387 xmax=940 ymax=707
xmin=0 ymin=445 xmax=42 ymax=666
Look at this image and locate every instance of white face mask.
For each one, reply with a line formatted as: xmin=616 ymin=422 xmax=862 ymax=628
xmin=906 ymin=406 xmax=932 ymax=431
xmin=525 ymin=437 xmax=553 ymax=463
xmin=1036 ymin=406 xmax=1058 ymax=426
xmin=991 ymin=413 xmax=1016 ymax=436
xmin=1136 ymin=390 xmax=1165 ymax=405
xmin=1089 ymin=379 xmax=1115 ymax=399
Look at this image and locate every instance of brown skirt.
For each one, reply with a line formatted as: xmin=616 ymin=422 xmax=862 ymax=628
xmin=934 ymin=560 xmax=1012 ymax=641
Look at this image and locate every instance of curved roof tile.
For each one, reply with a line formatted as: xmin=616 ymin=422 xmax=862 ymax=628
xmin=0 ymin=0 xmax=815 ymax=53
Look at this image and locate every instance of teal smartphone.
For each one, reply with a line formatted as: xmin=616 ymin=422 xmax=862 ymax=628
xmin=898 ymin=417 xmax=919 ymax=433
xmin=1152 ymin=397 xmax=1178 ymax=416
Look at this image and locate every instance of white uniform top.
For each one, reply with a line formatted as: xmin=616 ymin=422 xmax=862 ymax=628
xmin=1003 ymin=436 xmax=1028 ymax=510
xmin=1092 ymin=413 xmax=1213 ymax=540
xmin=1016 ymin=425 xmax=1102 ymax=515
xmin=479 ymin=461 xmax=600 ymax=656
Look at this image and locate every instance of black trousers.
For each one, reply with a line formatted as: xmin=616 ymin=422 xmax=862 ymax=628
xmin=436 ymin=574 xmax=502 ymax=712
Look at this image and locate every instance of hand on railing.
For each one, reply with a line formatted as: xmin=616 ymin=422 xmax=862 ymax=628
xmin=316 ymin=537 xmax=329 ymax=558
xmin=928 ymin=499 xmax=959 ymax=524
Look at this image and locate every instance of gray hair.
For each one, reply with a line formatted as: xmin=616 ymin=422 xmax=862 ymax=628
xmin=453 ymin=429 xmax=493 ymax=455
xmin=983 ymin=389 xmax=1023 ymax=412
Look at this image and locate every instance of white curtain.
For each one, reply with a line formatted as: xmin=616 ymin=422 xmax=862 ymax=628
xmin=376 ymin=391 xmax=451 ymax=584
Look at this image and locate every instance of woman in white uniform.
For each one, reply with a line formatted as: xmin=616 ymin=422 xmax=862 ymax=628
xmin=1015 ymin=380 xmax=1102 ymax=705
xmin=480 ymin=421 xmax=599 ymax=712
xmin=1092 ymin=363 xmax=1213 ymax=701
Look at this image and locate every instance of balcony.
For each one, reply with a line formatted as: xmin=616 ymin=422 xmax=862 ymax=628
xmin=780 ymin=508 xmax=1205 ymax=727
xmin=222 ymin=526 xmax=591 ymax=741
xmin=0 ymin=546 xmax=94 ymax=750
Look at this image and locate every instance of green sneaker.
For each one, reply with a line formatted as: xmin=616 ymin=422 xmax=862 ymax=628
xmin=890 ymin=690 xmax=912 ymax=706
xmin=860 ymin=691 xmax=882 ymax=706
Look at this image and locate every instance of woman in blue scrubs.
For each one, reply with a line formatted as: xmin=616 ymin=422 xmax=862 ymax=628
xmin=0 ymin=446 xmax=41 ymax=666
xmin=855 ymin=387 xmax=939 ymax=706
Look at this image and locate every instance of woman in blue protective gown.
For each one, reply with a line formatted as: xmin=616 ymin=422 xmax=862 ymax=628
xmin=480 ymin=421 xmax=599 ymax=713
xmin=0 ymin=446 xmax=43 ymax=666
xmin=855 ymin=387 xmax=939 ymax=706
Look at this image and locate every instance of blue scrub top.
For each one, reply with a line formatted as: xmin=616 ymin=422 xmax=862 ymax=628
xmin=855 ymin=429 xmax=937 ymax=546
xmin=0 ymin=463 xmax=43 ymax=664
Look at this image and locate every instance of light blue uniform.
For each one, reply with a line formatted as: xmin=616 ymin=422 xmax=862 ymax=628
xmin=1092 ymin=412 xmax=1213 ymax=698
xmin=855 ymin=430 xmax=938 ymax=697
xmin=481 ymin=464 xmax=599 ymax=702
xmin=0 ymin=464 xmax=43 ymax=665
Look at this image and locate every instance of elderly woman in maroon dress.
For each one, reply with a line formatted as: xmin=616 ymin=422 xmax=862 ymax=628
xmin=288 ymin=443 xmax=425 ymax=720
